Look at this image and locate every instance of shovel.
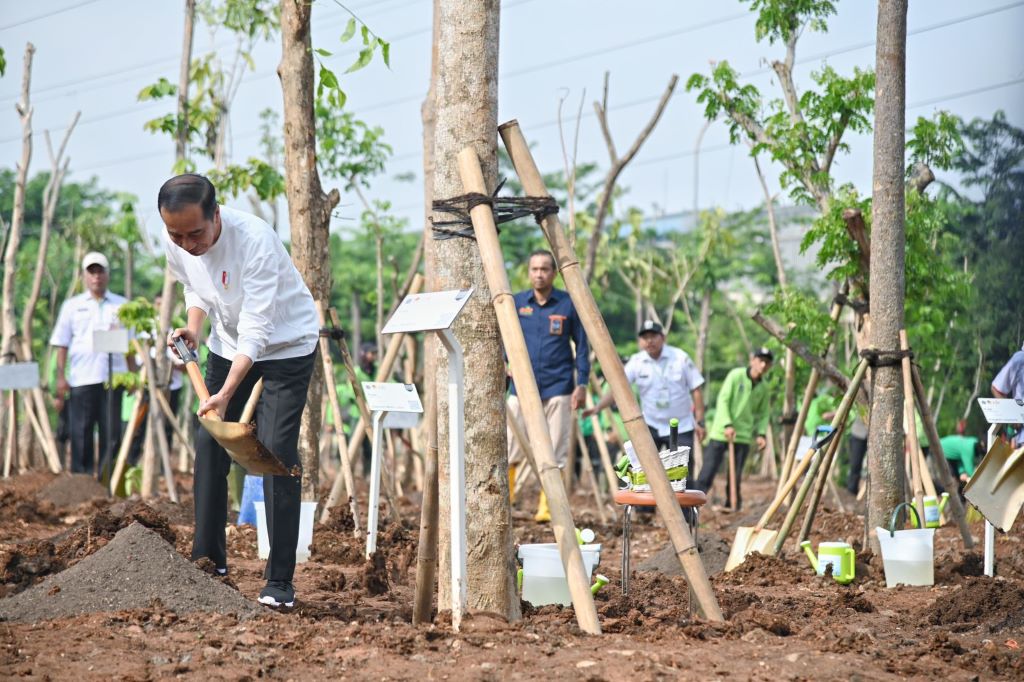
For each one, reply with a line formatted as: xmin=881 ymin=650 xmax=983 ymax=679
xmin=172 ymin=337 xmax=297 ymax=477
xmin=964 ymin=437 xmax=1024 ymax=531
xmin=725 ymin=427 xmax=838 ymax=572
xmin=726 ymin=440 xmax=738 ymax=511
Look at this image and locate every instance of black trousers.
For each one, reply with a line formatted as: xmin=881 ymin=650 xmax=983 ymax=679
xmin=846 ymin=435 xmax=868 ymax=493
xmin=695 ymin=439 xmax=750 ymax=509
xmin=192 ymin=349 xmax=315 ymax=582
xmin=68 ymin=383 xmax=123 ymax=476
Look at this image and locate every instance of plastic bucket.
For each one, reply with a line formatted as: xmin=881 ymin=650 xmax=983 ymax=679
xmin=517 ymin=543 xmax=601 ymax=606
xmin=876 ymin=503 xmax=934 ymax=587
xmin=254 ymin=501 xmax=318 ymax=563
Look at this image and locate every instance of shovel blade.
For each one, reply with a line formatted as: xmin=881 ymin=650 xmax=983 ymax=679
xmin=965 ymin=441 xmax=1024 ymax=531
xmin=199 ymin=417 xmax=297 ymax=477
xmin=725 ymin=527 xmax=779 ymax=572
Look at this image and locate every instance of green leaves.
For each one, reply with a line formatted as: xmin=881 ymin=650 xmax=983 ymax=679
xmin=340 ymin=17 xmax=357 ymax=43
xmin=137 ymin=77 xmax=177 ymax=101
xmin=745 ymin=0 xmax=837 ymax=44
xmin=0 ymin=46 xmax=6 ymax=77
xmin=207 ymin=158 xmax=285 ymax=202
xmin=907 ymin=112 xmax=964 ymax=173
xmin=117 ymin=298 xmax=158 ymax=336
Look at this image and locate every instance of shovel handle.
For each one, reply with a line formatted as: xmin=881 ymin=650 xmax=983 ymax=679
xmin=172 ymin=336 xmax=220 ymax=423
xmin=753 ymin=429 xmax=837 ymax=529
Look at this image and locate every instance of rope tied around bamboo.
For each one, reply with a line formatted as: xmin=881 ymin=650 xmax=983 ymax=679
xmin=859 ymin=347 xmax=913 ymax=367
xmin=431 ymin=186 xmax=560 ymax=240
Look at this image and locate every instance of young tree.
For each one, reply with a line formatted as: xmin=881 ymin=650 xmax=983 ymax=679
xmin=866 ymin=0 xmax=908 ymax=541
xmin=431 ymin=0 xmax=519 ymax=621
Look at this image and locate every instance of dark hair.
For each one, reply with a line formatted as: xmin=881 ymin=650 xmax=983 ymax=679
xmin=528 ymin=249 xmax=556 ymax=269
xmin=158 ymin=174 xmax=218 ymax=219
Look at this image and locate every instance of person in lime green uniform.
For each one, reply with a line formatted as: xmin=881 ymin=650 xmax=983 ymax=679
xmin=695 ymin=347 xmax=774 ymax=510
xmin=940 ymin=420 xmax=982 ymax=493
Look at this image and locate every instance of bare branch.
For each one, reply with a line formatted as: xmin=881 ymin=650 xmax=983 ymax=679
xmin=594 ymin=72 xmax=617 ymax=163
xmin=907 ymin=162 xmax=935 ymax=194
xmin=821 ymin=110 xmax=850 ymax=175
xmin=751 ymin=150 xmax=787 ymax=289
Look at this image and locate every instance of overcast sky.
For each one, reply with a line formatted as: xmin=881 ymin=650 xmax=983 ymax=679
xmin=1 ymin=0 xmax=1022 ymax=245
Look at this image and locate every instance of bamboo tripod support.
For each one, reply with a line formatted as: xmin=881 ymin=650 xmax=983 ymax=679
xmin=506 ymin=408 xmax=540 ymax=497
xmin=110 ymin=385 xmax=147 ymax=495
xmin=575 ymin=429 xmax=609 ymax=523
xmin=321 ymin=275 xmax=424 ymax=523
xmin=499 ymin=120 xmax=723 ymax=622
xmin=900 ymin=330 xmax=926 ymax=525
xmin=317 ymin=302 xmax=361 ymax=536
xmin=797 ymin=421 xmax=847 ymax=543
xmin=910 ymin=363 xmax=974 ymax=547
xmin=458 ymin=147 xmax=601 ymax=636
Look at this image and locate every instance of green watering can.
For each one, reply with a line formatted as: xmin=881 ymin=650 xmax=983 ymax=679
xmin=800 ymin=540 xmax=856 ymax=584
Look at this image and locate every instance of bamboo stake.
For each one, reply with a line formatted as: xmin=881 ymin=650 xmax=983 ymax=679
xmin=900 ymin=330 xmax=926 ymax=524
xmin=771 ymin=359 xmax=868 ymax=555
xmin=910 ymin=362 xmax=973 ymax=546
xmin=110 ymin=386 xmax=146 ymax=495
xmin=3 ymin=394 xmax=15 ymax=477
xmin=136 ymin=340 xmax=176 ymax=502
xmin=797 ymin=420 xmax=846 ymax=543
xmin=500 ymin=121 xmax=723 ymax=622
xmin=506 ymin=407 xmax=540 ymax=491
xmin=321 ymin=275 xmax=424 ymax=523
xmin=576 ymin=428 xmax=609 ymax=523
xmin=584 ymin=391 xmax=619 ymax=513
xmin=153 ymin=388 xmax=196 ymax=464
xmin=458 ymin=146 xmax=601 ymax=635
xmin=316 ymin=302 xmax=361 ymax=535
xmin=412 ymin=353 xmax=438 ymax=625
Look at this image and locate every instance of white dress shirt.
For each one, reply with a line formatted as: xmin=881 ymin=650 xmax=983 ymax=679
xmin=624 ymin=344 xmax=705 ymax=436
xmin=49 ymin=291 xmax=129 ymax=387
xmin=164 ymin=205 xmax=318 ymax=362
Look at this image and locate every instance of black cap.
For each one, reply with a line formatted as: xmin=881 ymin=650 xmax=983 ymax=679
xmin=638 ymin=320 xmax=664 ymax=337
xmin=754 ymin=346 xmax=774 ymax=362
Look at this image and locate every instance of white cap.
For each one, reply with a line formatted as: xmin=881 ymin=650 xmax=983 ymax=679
xmin=82 ymin=252 xmax=109 ymax=271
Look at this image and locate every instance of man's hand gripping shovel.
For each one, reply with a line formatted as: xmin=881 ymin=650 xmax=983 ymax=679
xmin=172 ymin=336 xmax=297 ymax=476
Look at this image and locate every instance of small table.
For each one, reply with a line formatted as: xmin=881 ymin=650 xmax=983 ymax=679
xmin=613 ymin=488 xmax=707 ymax=601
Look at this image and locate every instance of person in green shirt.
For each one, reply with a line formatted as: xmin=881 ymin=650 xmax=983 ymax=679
xmin=695 ymin=347 xmax=774 ymax=510
xmin=940 ymin=420 xmax=982 ymax=492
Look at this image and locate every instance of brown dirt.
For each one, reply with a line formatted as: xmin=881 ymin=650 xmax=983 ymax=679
xmin=0 ymin=522 xmax=258 ymax=623
xmin=35 ymin=473 xmax=109 ymax=509
xmin=0 ymin=474 xmax=1023 ymax=680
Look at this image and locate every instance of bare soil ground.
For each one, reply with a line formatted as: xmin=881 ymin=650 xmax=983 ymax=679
xmin=1 ymin=472 xmax=1023 ymax=680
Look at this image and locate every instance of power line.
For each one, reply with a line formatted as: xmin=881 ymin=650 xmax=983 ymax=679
xmin=0 ymin=0 xmax=107 ymax=32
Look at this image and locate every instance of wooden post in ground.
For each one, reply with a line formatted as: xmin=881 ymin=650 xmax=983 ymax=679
xmin=576 ymin=429 xmax=609 ymax=523
xmin=500 ymin=120 xmax=723 ymax=622
xmin=584 ymin=391 xmax=619 ymax=513
xmin=910 ymin=363 xmax=973 ymax=547
xmin=316 ymin=302 xmax=361 ymax=535
xmin=458 ymin=146 xmax=601 ymax=635
xmin=900 ymin=330 xmax=926 ymax=524
xmin=110 ymin=386 xmax=146 ymax=495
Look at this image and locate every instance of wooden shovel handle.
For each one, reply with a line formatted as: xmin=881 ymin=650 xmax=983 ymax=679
xmin=239 ymin=379 xmax=263 ymax=425
xmin=755 ymin=445 xmax=818 ymax=529
xmin=172 ymin=337 xmax=220 ymax=423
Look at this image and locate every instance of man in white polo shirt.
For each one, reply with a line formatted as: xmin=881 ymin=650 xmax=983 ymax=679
xmin=50 ymin=252 xmax=131 ymax=476
xmin=159 ymin=174 xmax=318 ymax=609
xmin=586 ymin=320 xmax=706 ymax=451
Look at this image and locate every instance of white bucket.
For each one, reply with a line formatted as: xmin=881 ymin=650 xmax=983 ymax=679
xmin=254 ymin=501 xmax=318 ymax=563
xmin=517 ymin=543 xmax=601 ymax=606
xmin=876 ymin=526 xmax=934 ymax=587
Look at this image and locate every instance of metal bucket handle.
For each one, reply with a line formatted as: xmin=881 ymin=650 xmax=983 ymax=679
xmin=888 ymin=502 xmax=922 ymax=537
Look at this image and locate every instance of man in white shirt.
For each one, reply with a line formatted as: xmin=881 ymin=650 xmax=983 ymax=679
xmin=159 ymin=174 xmax=318 ymax=609
xmin=992 ymin=343 xmax=1024 ymax=445
xmin=50 ymin=252 xmax=131 ymax=476
xmin=586 ymin=320 xmax=706 ymax=451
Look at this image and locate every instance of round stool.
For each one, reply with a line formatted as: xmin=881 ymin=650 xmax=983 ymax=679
xmin=613 ymin=488 xmax=707 ymax=600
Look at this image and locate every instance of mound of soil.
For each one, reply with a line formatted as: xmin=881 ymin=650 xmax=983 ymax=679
xmin=714 ymin=551 xmax=816 ymax=587
xmin=924 ymin=576 xmax=1024 ymax=632
xmin=636 ymin=533 xmax=731 ymax=577
xmin=0 ymin=522 xmax=258 ymax=623
xmin=0 ymin=488 xmax=59 ymax=524
xmin=0 ymin=501 xmax=176 ymax=596
xmin=36 ymin=474 xmax=108 ymax=509
xmin=311 ymin=505 xmax=364 ymax=565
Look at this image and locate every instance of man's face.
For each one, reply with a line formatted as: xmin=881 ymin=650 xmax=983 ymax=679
xmin=639 ymin=332 xmax=665 ymax=358
xmin=750 ymin=355 xmax=772 ymax=380
xmin=84 ymin=264 xmax=109 ymax=297
xmin=161 ymin=204 xmax=220 ymax=256
xmin=528 ymin=254 xmax=556 ymax=292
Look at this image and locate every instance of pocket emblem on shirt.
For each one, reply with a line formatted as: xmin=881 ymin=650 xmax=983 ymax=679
xmin=221 ymin=271 xmax=230 ymax=290
xmin=549 ymin=314 xmax=566 ymax=335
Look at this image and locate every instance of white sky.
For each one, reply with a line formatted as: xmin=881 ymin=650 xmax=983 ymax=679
xmin=1 ymin=0 xmax=1022 ymax=245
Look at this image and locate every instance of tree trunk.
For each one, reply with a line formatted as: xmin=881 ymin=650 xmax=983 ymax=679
xmin=279 ymin=0 xmax=340 ymax=502
xmin=866 ymin=0 xmax=908 ymax=551
xmin=432 ymin=0 xmax=518 ymax=620
xmin=2 ymin=43 xmax=34 ymax=364
xmin=413 ymin=0 xmax=440 ymax=624
xmin=695 ymin=289 xmax=712 ymax=373
xmin=350 ymin=291 xmax=362 ymax=359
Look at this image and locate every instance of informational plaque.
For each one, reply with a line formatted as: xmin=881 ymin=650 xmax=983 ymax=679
xmin=381 ymin=288 xmax=474 ymax=334
xmin=362 ymin=382 xmax=424 ymax=414
xmin=977 ymin=398 xmax=1024 ymax=425
xmin=0 ymin=362 xmax=40 ymax=390
xmin=92 ymin=329 xmax=129 ymax=354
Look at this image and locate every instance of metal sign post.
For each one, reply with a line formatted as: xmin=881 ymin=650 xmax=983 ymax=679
xmin=973 ymin=398 xmax=1024 ymax=576
xmin=363 ymin=382 xmax=424 ymax=559
xmin=381 ymin=288 xmax=473 ymax=631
